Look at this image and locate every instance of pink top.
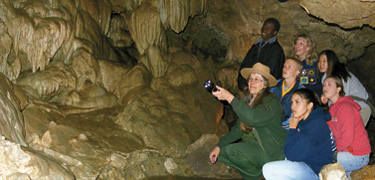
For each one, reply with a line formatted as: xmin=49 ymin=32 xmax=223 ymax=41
xmin=327 ymin=96 xmax=371 ymax=156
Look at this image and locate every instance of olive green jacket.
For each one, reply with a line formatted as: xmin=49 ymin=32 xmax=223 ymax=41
xmin=217 ymin=94 xmax=289 ymax=160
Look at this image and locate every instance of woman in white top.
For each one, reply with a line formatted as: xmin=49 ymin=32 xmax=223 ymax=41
xmin=318 ymin=49 xmax=372 ymax=126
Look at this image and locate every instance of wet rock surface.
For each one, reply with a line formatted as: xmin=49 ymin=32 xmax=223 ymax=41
xmin=0 ymin=0 xmax=374 ymax=179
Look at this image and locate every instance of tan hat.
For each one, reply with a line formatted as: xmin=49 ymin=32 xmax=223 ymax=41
xmin=240 ymin=63 xmax=277 ymax=87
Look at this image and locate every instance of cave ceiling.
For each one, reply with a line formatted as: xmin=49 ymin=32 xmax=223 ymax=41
xmin=0 ymin=0 xmax=374 ymax=179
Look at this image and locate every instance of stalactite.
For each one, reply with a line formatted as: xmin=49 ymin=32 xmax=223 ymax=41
xmin=129 ymin=2 xmax=164 ymax=55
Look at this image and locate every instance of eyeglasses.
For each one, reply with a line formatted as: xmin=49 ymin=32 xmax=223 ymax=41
xmin=248 ymin=77 xmax=264 ymax=83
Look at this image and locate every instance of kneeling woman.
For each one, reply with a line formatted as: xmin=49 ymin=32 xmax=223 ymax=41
xmin=263 ymin=88 xmax=336 ymax=180
xmin=209 ymin=63 xmax=288 ymax=180
xmin=323 ymin=76 xmax=371 ymax=178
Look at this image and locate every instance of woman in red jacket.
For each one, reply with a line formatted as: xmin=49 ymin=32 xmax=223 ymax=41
xmin=323 ymin=76 xmax=371 ymax=178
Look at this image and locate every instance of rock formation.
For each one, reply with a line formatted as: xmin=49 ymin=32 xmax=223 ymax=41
xmin=300 ymin=0 xmax=375 ymax=29
xmin=0 ymin=0 xmax=373 ymax=179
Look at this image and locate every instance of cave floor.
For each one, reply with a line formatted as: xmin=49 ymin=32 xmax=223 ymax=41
xmin=146 ymin=176 xmax=242 ymax=180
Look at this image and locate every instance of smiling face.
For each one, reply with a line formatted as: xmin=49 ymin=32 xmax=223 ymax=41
xmin=282 ymin=59 xmax=300 ymax=80
xmin=248 ymin=73 xmax=267 ymax=96
xmin=261 ymin=21 xmax=277 ymax=42
xmin=294 ymin=37 xmax=310 ymax=60
xmin=318 ymin=54 xmax=328 ymax=73
xmin=323 ymin=77 xmax=341 ymax=103
xmin=291 ymin=93 xmax=313 ymax=119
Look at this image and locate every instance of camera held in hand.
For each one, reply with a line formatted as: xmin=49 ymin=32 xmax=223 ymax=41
xmin=204 ymin=80 xmax=218 ymax=93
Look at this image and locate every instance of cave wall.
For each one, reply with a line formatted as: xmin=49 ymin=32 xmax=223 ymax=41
xmin=177 ymin=0 xmax=375 ymax=103
xmin=0 ymin=0 xmax=374 ymax=179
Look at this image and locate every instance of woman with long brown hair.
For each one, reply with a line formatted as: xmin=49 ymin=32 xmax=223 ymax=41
xmin=318 ymin=49 xmax=372 ymax=126
xmin=209 ymin=63 xmax=288 ymax=180
xmin=323 ymin=76 xmax=371 ymax=178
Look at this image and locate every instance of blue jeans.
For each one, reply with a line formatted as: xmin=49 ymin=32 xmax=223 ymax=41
xmin=337 ymin=151 xmax=369 ymax=178
xmin=262 ymin=160 xmax=319 ymax=180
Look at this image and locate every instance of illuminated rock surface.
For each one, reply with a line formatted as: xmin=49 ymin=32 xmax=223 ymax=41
xmin=0 ymin=0 xmax=373 ymax=179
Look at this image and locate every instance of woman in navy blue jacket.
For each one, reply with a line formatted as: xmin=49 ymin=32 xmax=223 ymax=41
xmin=262 ymin=88 xmax=336 ymax=180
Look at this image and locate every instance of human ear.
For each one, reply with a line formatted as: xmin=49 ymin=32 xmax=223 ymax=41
xmin=307 ymin=102 xmax=313 ymax=110
xmin=336 ymin=87 xmax=342 ymax=95
xmin=296 ymin=70 xmax=301 ymax=77
xmin=273 ymin=30 xmax=278 ymax=36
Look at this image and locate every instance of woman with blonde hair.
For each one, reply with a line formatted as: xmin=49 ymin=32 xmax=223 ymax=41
xmin=209 ymin=63 xmax=288 ymax=180
xmin=292 ymin=34 xmax=322 ymax=96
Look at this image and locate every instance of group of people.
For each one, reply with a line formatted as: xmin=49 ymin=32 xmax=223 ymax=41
xmin=209 ymin=18 xmax=372 ymax=180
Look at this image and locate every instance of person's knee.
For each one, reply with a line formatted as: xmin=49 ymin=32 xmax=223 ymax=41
xmin=262 ymin=162 xmax=276 ymax=176
xmin=218 ymin=145 xmax=242 ymax=165
xmin=224 ymin=144 xmax=243 ymax=159
xmin=262 ymin=162 xmax=271 ymax=172
xmin=263 ymin=162 xmax=284 ymax=180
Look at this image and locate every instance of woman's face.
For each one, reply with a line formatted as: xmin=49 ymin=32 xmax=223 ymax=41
xmin=248 ymin=73 xmax=266 ymax=96
xmin=294 ymin=37 xmax=309 ymax=60
xmin=291 ymin=94 xmax=312 ymax=119
xmin=323 ymin=78 xmax=340 ymax=101
xmin=318 ymin=54 xmax=328 ymax=73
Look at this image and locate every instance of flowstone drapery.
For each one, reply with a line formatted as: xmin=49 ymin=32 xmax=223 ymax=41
xmin=0 ymin=0 xmax=373 ymax=179
xmin=0 ymin=0 xmax=217 ymax=179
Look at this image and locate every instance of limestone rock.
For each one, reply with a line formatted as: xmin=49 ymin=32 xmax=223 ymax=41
xmin=17 ymin=66 xmax=76 ymax=98
xmin=0 ymin=136 xmax=75 ymax=180
xmin=347 ymin=44 xmax=375 ymax=106
xmin=0 ymin=72 xmax=27 ymax=146
xmin=216 ymin=65 xmax=242 ymax=96
xmin=114 ymin=86 xmax=202 ymax=157
xmin=195 ymin=0 xmax=375 ymax=66
xmin=0 ymin=0 xmax=72 ymax=74
xmin=140 ymin=45 xmax=169 ymax=78
xmin=166 ymin=63 xmax=198 ymax=87
xmin=351 ymin=165 xmax=375 ymax=180
xmin=319 ymin=163 xmax=348 ymax=180
xmin=159 ymin=0 xmax=207 ymax=33
xmin=0 ymin=20 xmax=20 ymax=80
xmin=107 ymin=14 xmax=134 ymax=48
xmin=0 ymin=0 xmax=373 ymax=179
xmin=300 ymin=0 xmax=375 ymax=29
xmin=185 ymin=134 xmax=242 ymax=179
xmin=168 ymin=50 xmax=212 ymax=86
xmin=129 ymin=2 xmax=165 ymax=55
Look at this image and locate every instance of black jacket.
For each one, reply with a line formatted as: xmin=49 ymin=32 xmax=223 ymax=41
xmin=237 ymin=39 xmax=285 ymax=90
